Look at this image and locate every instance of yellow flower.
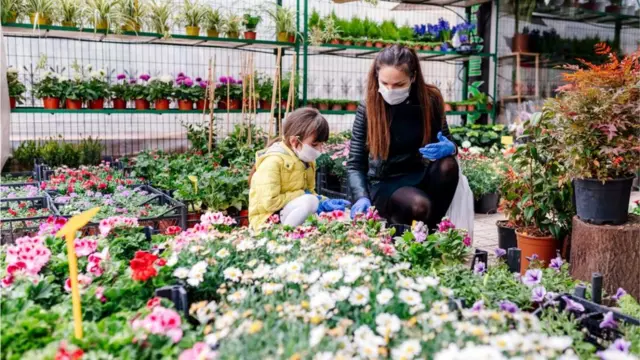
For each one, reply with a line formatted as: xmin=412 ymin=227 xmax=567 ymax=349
xmin=407 ymin=316 xmax=417 ymax=327
xmin=310 ymin=314 xmax=323 ymax=325
xmin=204 ymin=324 xmax=212 ymax=335
xmin=301 ymin=300 xmax=310 ymax=309
xmin=247 ymin=320 xmax=263 ymax=334
xmin=276 ymin=256 xmax=285 ymax=264
xmin=276 ymin=305 xmax=284 ymax=312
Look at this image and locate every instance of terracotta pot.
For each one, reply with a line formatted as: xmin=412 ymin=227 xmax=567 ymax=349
xmin=330 ymin=39 xmax=341 ymax=45
xmin=7 ymin=12 xmax=17 ymax=23
xmin=354 ymin=41 xmax=364 ymax=47
xmin=218 ymin=99 xmax=241 ymax=110
xmin=455 ymin=104 xmax=467 ymax=112
xmin=346 ymin=103 xmax=358 ymax=111
xmin=331 ymin=104 xmax=343 ymax=111
xmin=62 ymin=21 xmax=76 ymax=28
xmin=343 ymin=41 xmax=353 ymax=46
xmin=88 ymin=98 xmax=104 ymax=109
xmin=467 ymin=104 xmax=476 ymax=111
xmin=135 ymin=99 xmax=150 ymax=110
xmin=178 ymin=99 xmax=193 ymax=110
xmin=375 ymin=42 xmax=384 ymax=48
xmin=42 ymin=97 xmax=60 ymax=109
xmin=365 ymin=41 xmax=373 ymax=47
xmin=239 ymin=209 xmax=249 ymax=227
xmin=259 ymin=100 xmax=271 ymax=110
xmin=112 ymin=98 xmax=127 ymax=109
xmin=9 ymin=97 xmax=16 ymax=109
xmin=318 ymin=103 xmax=329 ymax=111
xmin=512 ymin=33 xmax=529 ymax=52
xmin=207 ymin=29 xmax=219 ymax=38
xmin=444 ymin=103 xmax=453 ymax=112
xmin=29 ymin=14 xmax=49 ymax=25
xmin=423 ymin=45 xmax=433 ymax=51
xmin=185 ymin=26 xmax=200 ymax=36
xmin=516 ymin=230 xmax=557 ymax=273
xmin=66 ymin=99 xmax=83 ymax=110
xmin=155 ymin=98 xmax=170 ymax=110
xmin=277 ymin=32 xmax=288 ymax=42
xmin=434 ymin=45 xmax=441 ymax=51
xmin=413 ymin=45 xmax=422 ymax=51
xmin=227 ymin=32 xmax=239 ymax=39
xmin=288 ymin=34 xmax=295 ymax=43
xmin=196 ymin=99 xmax=210 ymax=110
xmin=244 ymin=31 xmax=257 ymax=40
xmin=95 ymin=20 xmax=108 ymax=30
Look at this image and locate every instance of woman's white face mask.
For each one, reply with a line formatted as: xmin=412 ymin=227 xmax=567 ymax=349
xmin=378 ymin=82 xmax=410 ymax=105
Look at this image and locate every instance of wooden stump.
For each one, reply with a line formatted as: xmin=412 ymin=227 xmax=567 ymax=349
xmin=570 ymin=215 xmax=640 ymax=300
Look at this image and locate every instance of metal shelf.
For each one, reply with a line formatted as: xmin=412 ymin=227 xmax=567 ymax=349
xmin=532 ymin=8 xmax=639 ymax=28
xmin=0 ymin=23 xmax=297 ymax=50
xmin=318 ymin=109 xmax=490 ymax=116
xmin=308 ymin=44 xmax=494 ymax=62
xmin=389 ymin=0 xmax=492 ymax=8
xmin=11 ymin=107 xmax=272 ymax=115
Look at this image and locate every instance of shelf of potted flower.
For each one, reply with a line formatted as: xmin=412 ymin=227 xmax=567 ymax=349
xmin=110 ymin=73 xmax=133 ymax=109
xmin=130 ymin=74 xmax=152 ymax=110
xmin=215 ymin=76 xmax=243 ymax=110
xmin=179 ymin=0 xmax=205 ymax=37
xmin=174 ymin=74 xmax=201 ymax=110
xmin=222 ymin=13 xmax=242 ymax=39
xmin=193 ymin=78 xmax=209 ymax=110
xmin=147 ymin=75 xmax=174 ymax=110
xmin=544 ymin=43 xmax=639 ymax=225
xmin=84 ymin=68 xmax=110 ymax=109
xmin=7 ymin=67 xmax=26 ymax=109
xmin=203 ymin=8 xmax=222 ymax=38
xmin=33 ymin=70 xmax=65 ymax=110
xmin=243 ymin=13 xmax=261 ymax=40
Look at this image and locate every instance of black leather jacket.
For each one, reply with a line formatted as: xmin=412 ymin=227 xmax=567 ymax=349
xmin=347 ymin=91 xmax=452 ymax=201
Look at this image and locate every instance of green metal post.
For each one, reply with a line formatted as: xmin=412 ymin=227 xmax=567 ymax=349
xmin=296 ymin=0 xmax=301 ymax=107
xmin=492 ymin=0 xmax=499 ymax=124
xmin=302 ymin=0 xmax=308 ymax=106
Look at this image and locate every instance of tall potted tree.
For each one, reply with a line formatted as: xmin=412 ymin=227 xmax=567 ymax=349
xmin=545 ymin=43 xmax=640 ymax=225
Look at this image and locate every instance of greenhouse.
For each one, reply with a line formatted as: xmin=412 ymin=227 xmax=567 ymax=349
xmin=0 ymin=0 xmax=639 ymax=359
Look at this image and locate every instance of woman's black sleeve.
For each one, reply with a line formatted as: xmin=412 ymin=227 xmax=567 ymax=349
xmin=347 ymin=102 xmax=370 ymax=201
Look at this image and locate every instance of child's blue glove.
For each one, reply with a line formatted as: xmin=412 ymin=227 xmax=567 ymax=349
xmin=318 ymin=199 xmax=351 ymax=213
xmin=419 ymin=132 xmax=455 ymax=160
xmin=350 ymin=197 xmax=371 ymax=219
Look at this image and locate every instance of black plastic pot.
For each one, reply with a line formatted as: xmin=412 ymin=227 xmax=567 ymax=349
xmin=574 ymin=177 xmax=634 ymax=225
xmin=496 ymin=220 xmax=517 ymax=250
xmin=474 ymin=192 xmax=499 ymax=214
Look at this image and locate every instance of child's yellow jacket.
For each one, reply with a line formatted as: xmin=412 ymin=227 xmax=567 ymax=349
xmin=249 ymin=142 xmax=316 ymax=230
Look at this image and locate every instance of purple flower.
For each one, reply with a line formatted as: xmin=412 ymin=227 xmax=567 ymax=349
xmin=549 ymin=256 xmax=564 ymax=272
xmin=219 ymin=76 xmax=228 ymax=84
xmin=104 ymin=199 xmax=114 ymax=206
xmin=471 ymin=300 xmax=484 ymax=312
xmin=610 ymin=339 xmax=631 ymax=353
xmin=129 ymin=78 xmax=137 ymax=84
xmin=176 ymin=77 xmax=184 ymax=85
xmin=70 ymin=192 xmax=78 ymax=198
xmin=183 ymin=77 xmax=194 ymax=87
xmin=139 ymin=74 xmax=150 ymax=81
xmin=413 ymin=231 xmax=426 ymax=243
xmin=599 ymin=311 xmax=617 ymax=329
xmin=236 ymin=79 xmax=242 ymax=85
xmin=120 ymin=190 xmax=131 ymax=197
xmin=463 ymin=235 xmax=471 ymax=247
xmin=437 ymin=218 xmax=455 ymax=232
xmin=522 ymin=269 xmax=543 ymax=287
xmin=562 ymin=296 xmax=585 ymax=313
xmin=116 ymin=185 xmax=125 ymax=191
xmin=459 ymin=34 xmax=469 ymax=43
xmin=611 ymin=287 xmax=627 ymax=302
xmin=198 ymin=81 xmax=208 ymax=88
xmin=531 ymin=286 xmax=546 ymax=303
xmin=441 ymin=42 xmax=450 ymax=52
xmin=177 ymin=72 xmax=185 ymax=77
xmin=499 ymin=300 xmax=518 ymax=314
xmin=117 ymin=73 xmax=126 ymax=80
xmin=527 ymin=253 xmax=539 ymax=261
xmin=473 ymin=261 xmax=486 ymax=275
xmin=195 ymin=77 xmax=202 ymax=82
xmin=94 ymin=192 xmax=103 ymax=198
xmin=55 ymin=196 xmax=71 ymax=204
xmin=494 ymin=248 xmax=506 ymax=258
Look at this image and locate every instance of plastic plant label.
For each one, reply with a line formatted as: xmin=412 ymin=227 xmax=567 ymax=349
xmin=501 ymin=136 xmax=514 ymax=145
xmin=188 ymin=175 xmax=198 ymax=193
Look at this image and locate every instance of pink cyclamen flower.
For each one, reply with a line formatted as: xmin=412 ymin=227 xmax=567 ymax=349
xmin=437 ymin=218 xmax=455 ymax=232
xmin=522 ymin=269 xmax=543 ymax=287
xmin=195 ymin=77 xmax=202 ymax=82
xmin=95 ymin=286 xmax=106 ymax=302
xmin=117 ymin=73 xmax=126 ymax=80
xmin=198 ymin=81 xmax=208 ymax=88
xmin=139 ymin=74 xmax=150 ymax=81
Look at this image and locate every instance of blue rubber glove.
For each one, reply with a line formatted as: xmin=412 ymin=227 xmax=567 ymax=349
xmin=350 ymin=197 xmax=371 ymax=219
xmin=318 ymin=199 xmax=351 ymax=213
xmin=419 ymin=132 xmax=456 ymax=160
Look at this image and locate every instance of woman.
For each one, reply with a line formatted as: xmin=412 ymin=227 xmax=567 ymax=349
xmin=347 ymin=45 xmax=459 ymax=231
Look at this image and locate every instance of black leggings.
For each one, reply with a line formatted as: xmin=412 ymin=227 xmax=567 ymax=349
xmin=386 ymin=156 xmax=459 ymax=232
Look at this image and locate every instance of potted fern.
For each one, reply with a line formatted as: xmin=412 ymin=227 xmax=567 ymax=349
xmin=203 ymin=8 xmax=221 ymax=38
xmin=222 ymin=13 xmax=242 ymax=39
xmin=180 ymin=0 xmax=205 ymax=37
xmin=58 ymin=0 xmax=81 ymax=27
xmin=82 ymin=0 xmax=127 ymax=31
xmin=243 ymin=13 xmax=261 ymax=40
xmin=26 ymin=0 xmax=56 ymax=25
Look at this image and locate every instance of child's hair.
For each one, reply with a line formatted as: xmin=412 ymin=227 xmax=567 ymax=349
xmin=249 ymin=108 xmax=330 ymax=185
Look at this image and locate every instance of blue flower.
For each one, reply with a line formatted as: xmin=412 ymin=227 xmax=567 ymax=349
xmin=441 ymin=43 xmax=450 ymax=52
xmin=459 ymin=34 xmax=468 ymax=44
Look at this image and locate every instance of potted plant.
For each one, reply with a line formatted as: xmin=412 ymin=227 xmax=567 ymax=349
xmin=345 ymin=100 xmax=358 ymax=112
xmin=146 ymin=0 xmax=172 ymax=37
xmin=330 ymin=99 xmax=343 ymax=111
xmin=204 ymin=8 xmax=221 ymax=38
xmin=512 ymin=112 xmax=574 ymax=270
xmin=58 ymin=0 xmax=81 ymax=27
xmin=444 ymin=102 xmax=453 ymax=112
xmin=110 ymin=73 xmax=132 ymax=109
xmin=280 ymin=71 xmax=298 ymax=109
xmin=147 ymin=75 xmax=174 ymax=110
xmin=256 ymin=73 xmax=273 ymax=110
xmin=453 ymin=21 xmax=476 ymax=54
xmin=131 ymin=73 xmax=152 ymax=110
xmin=455 ymin=102 xmax=467 ymax=112
xmin=265 ymin=5 xmax=295 ymax=42
xmin=83 ymin=68 xmax=110 ymax=109
xmin=174 ymin=74 xmax=200 ymax=110
xmin=179 ymin=0 xmax=205 ymax=37
xmin=2 ymin=0 xmax=22 ymax=23
xmin=215 ymin=76 xmax=242 ymax=110
xmin=122 ymin=0 xmax=145 ymax=32
xmin=193 ymin=78 xmax=209 ymax=110
xmin=222 ymin=13 xmax=242 ymax=39
xmin=342 ymin=36 xmax=354 ymax=46
xmin=508 ymin=0 xmax=537 ymax=53
xmin=545 ymin=43 xmax=640 ymax=225
xmin=7 ymin=67 xmax=26 ymax=109
xmin=33 ymin=70 xmax=64 ymax=109
xmin=460 ymin=152 xmax=502 ymax=214
xmin=62 ymin=76 xmax=84 ymax=110
xmin=318 ymin=99 xmax=329 ymax=111
xmin=496 ymin=154 xmax=522 ymax=250
xmin=82 ymin=0 xmax=127 ymax=31
xmin=26 ymin=0 xmax=55 ymax=25
xmin=242 ymin=13 xmax=260 ymax=40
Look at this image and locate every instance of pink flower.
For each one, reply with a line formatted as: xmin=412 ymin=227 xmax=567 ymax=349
xmin=64 ymin=274 xmax=93 ymax=293
xmin=74 ymin=238 xmax=98 ymax=257
xmin=3 ymin=236 xmax=52 ymax=287
xmin=268 ymin=214 xmax=280 ymax=224
xmin=132 ymin=306 xmax=183 ymax=343
xmin=379 ymin=243 xmax=396 ymax=256
xmin=86 ymin=248 xmax=108 ymax=277
xmin=1 ymin=275 xmax=14 ymax=288
xmin=437 ymin=218 xmax=455 ymax=232
xmin=99 ymin=216 xmax=139 ymax=237
xmin=183 ymin=77 xmax=194 ymax=87
xmin=463 ymin=235 xmax=472 ymax=247
xmin=95 ymin=286 xmax=106 ymax=302
xmin=139 ymin=74 xmax=150 ymax=81
xmin=179 ymin=342 xmax=217 ymax=360
xmin=38 ymin=216 xmax=67 ymax=236
xmin=200 ymin=211 xmax=235 ymax=226
xmin=117 ymin=73 xmax=126 ymax=80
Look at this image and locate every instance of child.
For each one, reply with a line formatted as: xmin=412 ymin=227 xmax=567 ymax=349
xmin=249 ymin=108 xmax=350 ymax=230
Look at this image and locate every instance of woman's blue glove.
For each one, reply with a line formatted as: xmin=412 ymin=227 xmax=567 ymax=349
xmin=419 ymin=132 xmax=455 ymax=160
xmin=350 ymin=197 xmax=371 ymax=219
xmin=318 ymin=199 xmax=351 ymax=213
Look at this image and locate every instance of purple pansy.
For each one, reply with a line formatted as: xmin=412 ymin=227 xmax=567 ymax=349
xmin=117 ymin=73 xmax=126 ymax=80
xmin=549 ymin=256 xmax=564 ymax=271
xmin=562 ymin=296 xmax=585 ymax=313
xmin=139 ymin=74 xmax=150 ymax=81
xmin=599 ymin=311 xmax=617 ymax=329
xmin=473 ymin=261 xmax=486 ymax=275
xmin=471 ymin=300 xmax=484 ymax=312
xmin=531 ymin=286 xmax=546 ymax=303
xmin=494 ymin=248 xmax=506 ymax=258
xmin=522 ymin=269 xmax=543 ymax=287
xmin=499 ymin=300 xmax=518 ymax=314
xmin=612 ymin=288 xmax=627 ymax=302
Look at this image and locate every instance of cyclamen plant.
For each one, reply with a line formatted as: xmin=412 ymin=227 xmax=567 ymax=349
xmin=147 ymin=75 xmax=174 ymax=101
xmin=111 ymin=73 xmax=134 ymax=100
xmin=130 ymin=73 xmax=152 ymax=101
xmin=214 ymin=76 xmax=243 ymax=100
xmin=33 ymin=70 xmax=66 ymax=99
xmin=174 ymin=73 xmax=203 ymax=101
xmin=83 ymin=68 xmax=111 ymax=101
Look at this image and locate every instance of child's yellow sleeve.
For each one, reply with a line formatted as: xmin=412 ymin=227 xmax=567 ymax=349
xmin=252 ymin=156 xmax=305 ymax=213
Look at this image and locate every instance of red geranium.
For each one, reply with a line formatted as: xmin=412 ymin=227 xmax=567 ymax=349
xmin=165 ymin=226 xmax=182 ymax=235
xmin=55 ymin=341 xmax=83 ymax=360
xmin=130 ymin=251 xmax=159 ymax=281
xmin=98 ymin=183 xmax=107 ymax=190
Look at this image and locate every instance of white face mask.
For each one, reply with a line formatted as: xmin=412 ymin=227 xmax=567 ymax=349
xmin=378 ymin=82 xmax=410 ymax=105
xmin=294 ymin=143 xmax=322 ymax=163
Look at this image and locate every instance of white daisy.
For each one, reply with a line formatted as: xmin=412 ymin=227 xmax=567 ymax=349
xmin=216 ymin=248 xmax=230 ymax=258
xmin=309 ymin=325 xmax=326 ymax=347
xmin=227 ymin=289 xmax=247 ymax=303
xmin=320 ymin=270 xmax=343 ymax=286
xmin=348 ymin=286 xmax=370 ymax=306
xmin=332 ymin=286 xmax=352 ymax=302
xmin=376 ymin=288 xmax=394 ymax=305
xmin=223 ymin=267 xmax=242 ymax=282
xmin=391 ymin=339 xmax=421 ymax=360
xmin=375 ymin=313 xmax=401 ymax=338
xmin=172 ymin=267 xmax=189 ymax=279
xmin=398 ymin=289 xmax=422 ymax=306
xmin=343 ymin=266 xmax=362 ymax=284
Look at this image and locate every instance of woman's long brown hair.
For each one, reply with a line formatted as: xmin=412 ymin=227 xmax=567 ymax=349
xmin=366 ymin=45 xmax=443 ymax=160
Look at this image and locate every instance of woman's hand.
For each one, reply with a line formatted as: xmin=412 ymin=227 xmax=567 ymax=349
xmin=419 ymin=132 xmax=456 ymax=160
xmin=350 ymin=197 xmax=371 ymax=219
xmin=318 ymin=199 xmax=351 ymax=213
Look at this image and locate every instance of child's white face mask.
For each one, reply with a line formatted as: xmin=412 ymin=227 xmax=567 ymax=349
xmin=294 ymin=143 xmax=322 ymax=162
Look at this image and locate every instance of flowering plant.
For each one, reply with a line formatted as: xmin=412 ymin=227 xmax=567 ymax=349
xmin=453 ymin=21 xmax=476 ymax=44
xmin=130 ymin=73 xmax=153 ymax=101
xmin=395 ymin=218 xmax=472 ymax=267
xmin=459 ymin=152 xmax=503 ymax=199
xmin=147 ymin=75 xmax=174 ymax=101
xmin=544 ymin=43 xmax=640 ymax=180
xmin=110 ymin=73 xmax=134 ymax=100
xmin=33 ymin=70 xmax=66 ymax=99
xmin=82 ymin=67 xmax=110 ymax=101
xmin=214 ymin=76 xmax=243 ymax=100
xmin=0 ymin=185 xmax=40 ymax=199
xmin=7 ymin=67 xmax=27 ymax=104
xmin=174 ymin=73 xmax=203 ymax=101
